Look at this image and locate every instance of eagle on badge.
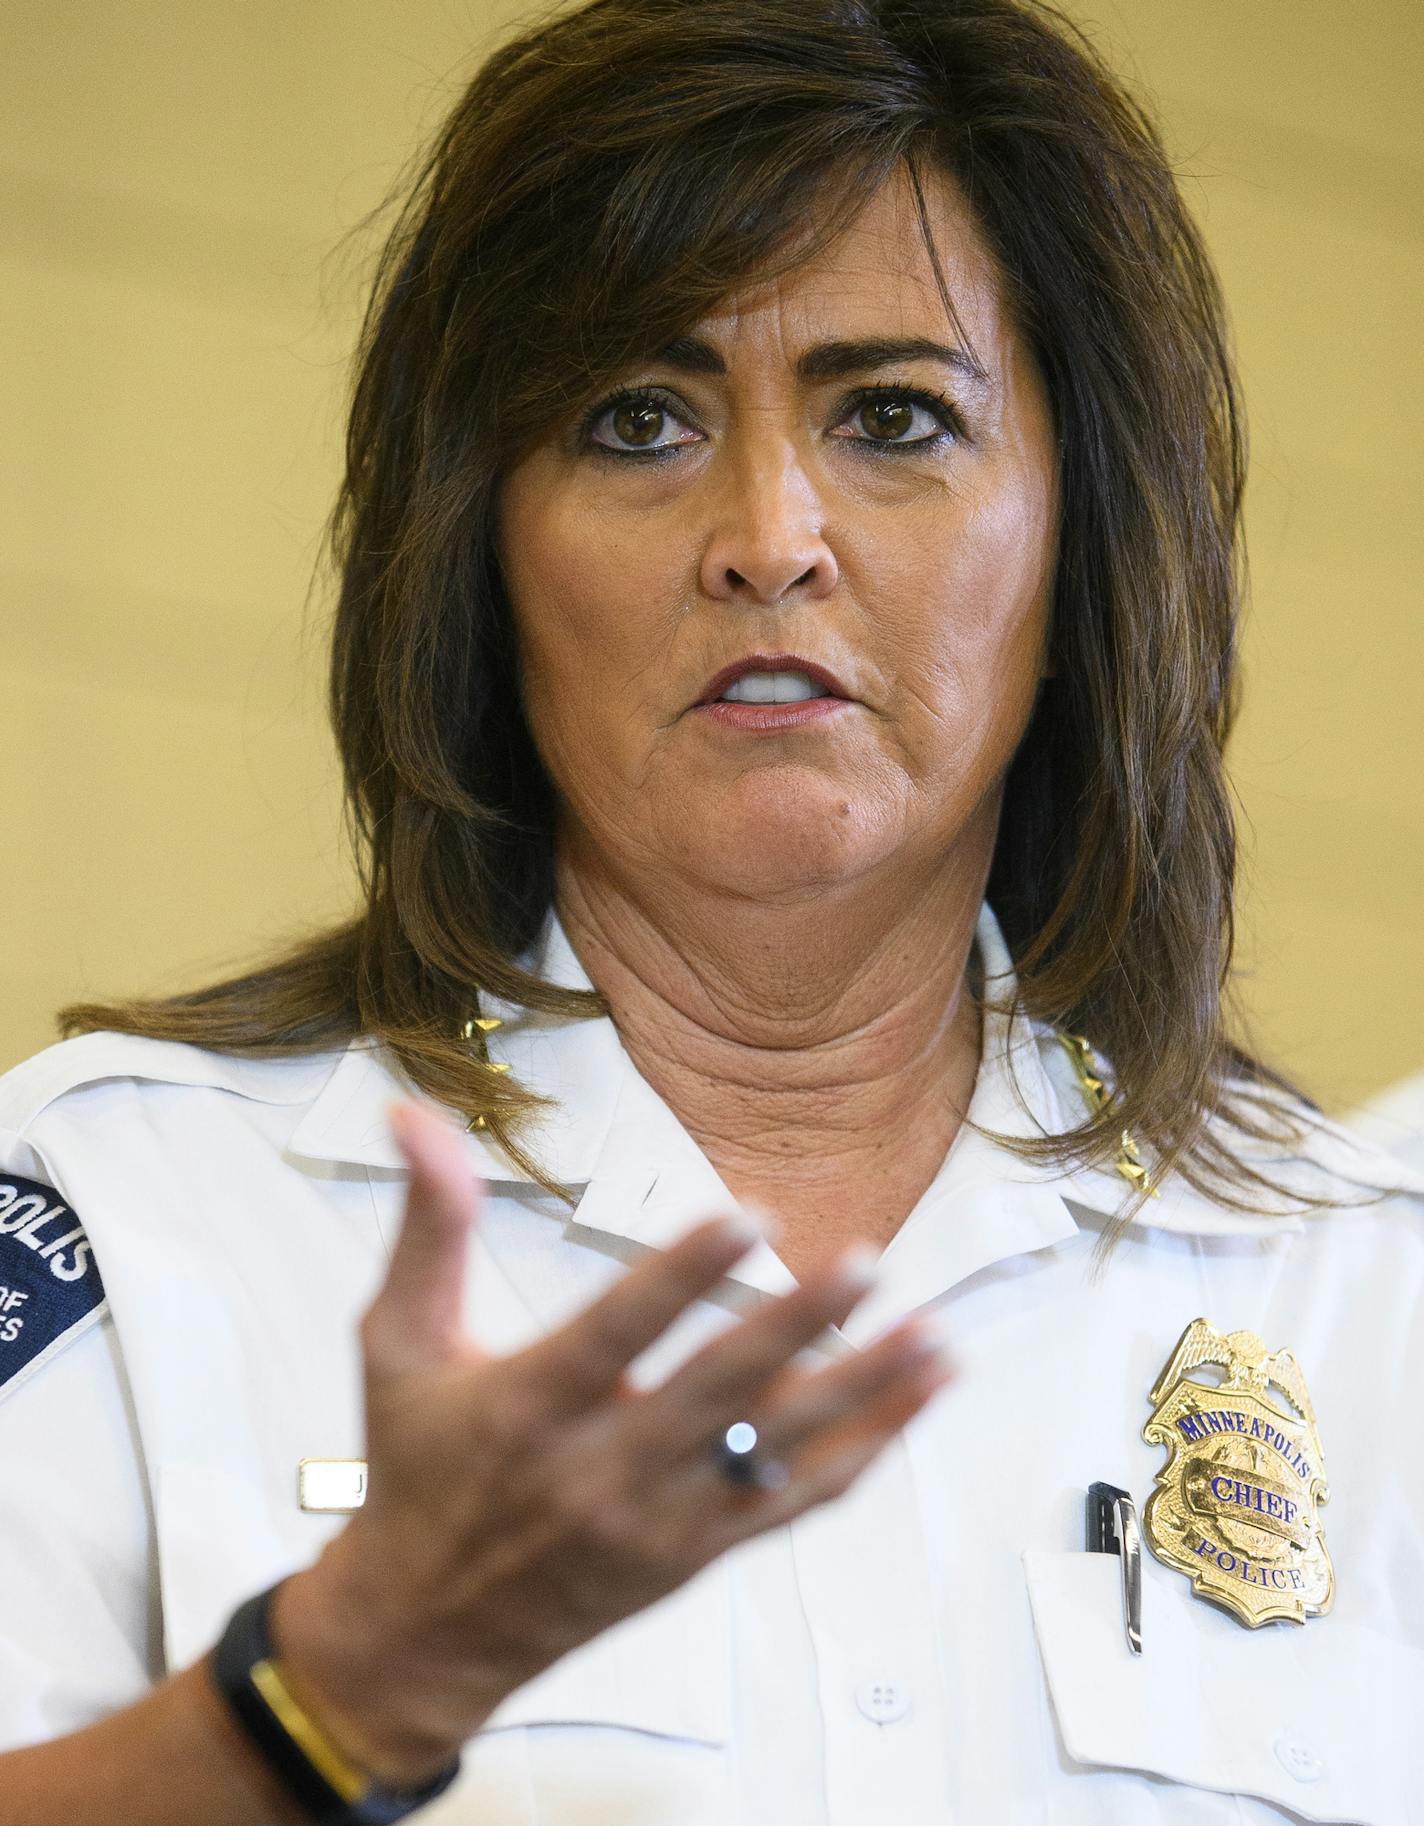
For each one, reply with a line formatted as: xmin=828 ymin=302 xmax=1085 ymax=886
xmin=1143 ymin=1318 xmax=1333 ymax=1628
xmin=1150 ymin=1322 xmax=1317 ymax=1423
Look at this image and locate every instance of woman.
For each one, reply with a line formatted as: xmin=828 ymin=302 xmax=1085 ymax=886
xmin=2 ymin=0 xmax=1420 ymax=1820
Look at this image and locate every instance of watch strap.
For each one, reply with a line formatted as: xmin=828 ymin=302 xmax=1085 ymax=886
xmin=211 ymin=1583 xmax=460 ymax=1824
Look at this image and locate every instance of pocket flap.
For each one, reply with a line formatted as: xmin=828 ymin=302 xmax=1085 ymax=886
xmin=1024 ymin=1548 xmax=1420 ymax=1825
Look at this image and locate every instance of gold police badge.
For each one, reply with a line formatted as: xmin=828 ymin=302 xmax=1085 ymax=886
xmin=1142 ymin=1319 xmax=1333 ymax=1628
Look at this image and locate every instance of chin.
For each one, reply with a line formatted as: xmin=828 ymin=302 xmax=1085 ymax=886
xmin=667 ymin=775 xmax=896 ymax=899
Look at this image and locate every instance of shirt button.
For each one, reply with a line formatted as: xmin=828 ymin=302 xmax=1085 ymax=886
xmin=1273 ymin=1734 xmax=1323 ymax=1784
xmin=855 ymin=1678 xmax=911 ymax=1724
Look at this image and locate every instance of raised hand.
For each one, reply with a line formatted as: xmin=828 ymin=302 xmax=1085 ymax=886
xmin=271 ymin=1098 xmax=955 ymax=1787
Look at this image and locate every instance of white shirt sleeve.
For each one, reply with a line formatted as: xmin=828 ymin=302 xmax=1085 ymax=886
xmin=0 ymin=1311 xmax=160 ymax=1749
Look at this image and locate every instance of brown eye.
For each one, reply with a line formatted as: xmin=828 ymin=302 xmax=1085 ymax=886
xmin=612 ymin=402 xmax=665 ymax=447
xmin=859 ymin=399 xmax=916 ymax=441
xmin=584 ymin=390 xmax=702 ymax=458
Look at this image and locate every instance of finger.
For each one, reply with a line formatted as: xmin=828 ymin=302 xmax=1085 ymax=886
xmin=793 ymin=1354 xmax=956 ymax=1486
xmin=362 ymin=1099 xmax=485 ymax=1375
xmin=707 ymin=1355 xmax=955 ymax=1543
xmin=517 ymin=1211 xmax=769 ymax=1410
xmin=752 ymin=1313 xmax=956 ymax=1456
xmin=630 ymin=1244 xmax=881 ymax=1457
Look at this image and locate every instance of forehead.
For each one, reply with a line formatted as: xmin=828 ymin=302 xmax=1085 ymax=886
xmin=694 ymin=163 xmax=1012 ymax=367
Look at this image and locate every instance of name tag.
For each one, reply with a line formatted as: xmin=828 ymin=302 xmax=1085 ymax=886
xmin=298 ymin=1458 xmax=368 ymax=1513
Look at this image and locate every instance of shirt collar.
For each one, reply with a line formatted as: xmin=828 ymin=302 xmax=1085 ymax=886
xmin=285 ymin=912 xmax=622 ymax=1184
xmin=288 ymin=900 xmax=1356 ymax=1313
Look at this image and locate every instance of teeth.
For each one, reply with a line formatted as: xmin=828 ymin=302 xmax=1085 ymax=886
xmin=721 ymin=670 xmax=824 ymax=704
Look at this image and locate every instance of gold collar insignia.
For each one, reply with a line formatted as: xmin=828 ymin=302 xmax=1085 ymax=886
xmin=1143 ymin=1319 xmax=1333 ymax=1627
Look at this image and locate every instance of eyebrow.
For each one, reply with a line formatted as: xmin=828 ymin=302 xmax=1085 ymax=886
xmin=648 ymin=333 xmax=992 ymax=390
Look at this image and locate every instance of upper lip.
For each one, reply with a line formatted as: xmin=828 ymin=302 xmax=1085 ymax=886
xmin=696 ymin=652 xmax=851 ymax=706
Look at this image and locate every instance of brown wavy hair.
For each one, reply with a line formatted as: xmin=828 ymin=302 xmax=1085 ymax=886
xmin=65 ymin=0 xmax=1323 ymax=1211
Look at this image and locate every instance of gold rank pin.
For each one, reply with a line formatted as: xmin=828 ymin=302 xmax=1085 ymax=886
xmin=461 ymin=1012 xmax=507 ymax=1131
xmin=1142 ymin=1320 xmax=1333 ymax=1628
xmin=1056 ymin=1032 xmax=1157 ymax=1198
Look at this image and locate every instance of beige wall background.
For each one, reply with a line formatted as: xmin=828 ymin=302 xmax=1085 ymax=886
xmin=3 ymin=1 xmax=1420 ymax=1112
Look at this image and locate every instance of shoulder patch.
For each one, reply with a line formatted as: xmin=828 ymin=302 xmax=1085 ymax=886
xmin=0 ymin=1172 xmax=107 ymax=1397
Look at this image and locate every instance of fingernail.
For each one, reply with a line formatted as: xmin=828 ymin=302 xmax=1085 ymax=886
xmin=834 ymin=1241 xmax=880 ymax=1290
xmin=908 ymin=1307 xmax=955 ymax=1353
xmin=717 ymin=1210 xmax=771 ymax=1251
xmin=871 ymin=1306 xmax=953 ymax=1356
xmin=728 ymin=1202 xmax=780 ymax=1245
xmin=907 ymin=1328 xmax=956 ymax=1383
xmin=387 ymin=1098 xmax=469 ymax=1156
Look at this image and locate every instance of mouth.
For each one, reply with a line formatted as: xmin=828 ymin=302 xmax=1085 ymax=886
xmin=694 ymin=653 xmax=852 ymax=709
xmin=689 ymin=653 xmax=855 ymax=734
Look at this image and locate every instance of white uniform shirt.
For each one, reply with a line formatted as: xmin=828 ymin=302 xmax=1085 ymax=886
xmin=1351 ymin=1071 xmax=1424 ymax=1177
xmin=2 ymin=903 xmax=1422 ymax=1825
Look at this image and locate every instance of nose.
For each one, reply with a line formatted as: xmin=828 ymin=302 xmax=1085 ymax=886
xmin=697 ymin=437 xmax=839 ymax=606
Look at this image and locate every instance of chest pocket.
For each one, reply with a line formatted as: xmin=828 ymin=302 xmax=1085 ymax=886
xmin=1024 ymin=1549 xmax=1422 ymax=1825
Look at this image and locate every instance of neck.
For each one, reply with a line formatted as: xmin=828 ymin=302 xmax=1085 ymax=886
xmin=553 ymin=830 xmax=990 ymax=1233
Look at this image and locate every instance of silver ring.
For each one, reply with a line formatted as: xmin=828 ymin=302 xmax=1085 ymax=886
xmin=713 ymin=1420 xmax=790 ymax=1491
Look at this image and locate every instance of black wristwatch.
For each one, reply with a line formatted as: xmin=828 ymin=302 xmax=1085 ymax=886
xmin=211 ymin=1583 xmax=461 ymax=1824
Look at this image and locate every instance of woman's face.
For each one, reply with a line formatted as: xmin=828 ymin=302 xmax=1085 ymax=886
xmin=498 ymin=163 xmax=1059 ymax=906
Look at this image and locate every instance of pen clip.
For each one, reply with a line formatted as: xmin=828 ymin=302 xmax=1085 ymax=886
xmin=1086 ymin=1481 xmax=1143 ymax=1656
